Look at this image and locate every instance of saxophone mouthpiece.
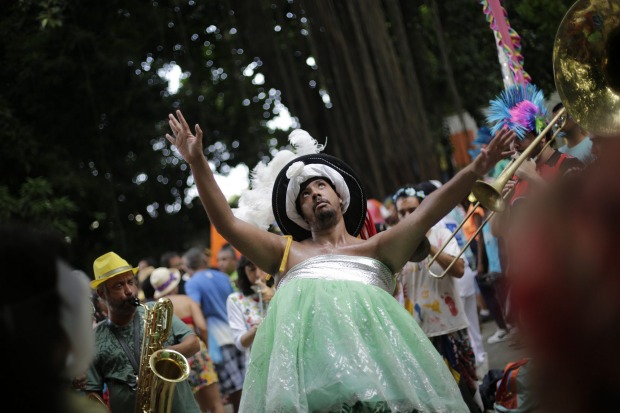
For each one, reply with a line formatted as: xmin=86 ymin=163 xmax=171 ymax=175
xmin=131 ymin=297 xmax=140 ymax=306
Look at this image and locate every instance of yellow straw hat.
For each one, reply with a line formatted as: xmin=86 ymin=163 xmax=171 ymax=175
xmin=91 ymin=251 xmax=138 ymax=289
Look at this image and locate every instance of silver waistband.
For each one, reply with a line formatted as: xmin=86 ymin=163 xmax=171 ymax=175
xmin=278 ymin=254 xmax=396 ymax=294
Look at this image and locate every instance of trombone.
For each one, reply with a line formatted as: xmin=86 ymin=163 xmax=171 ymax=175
xmin=471 ymin=108 xmax=566 ymax=213
xmin=471 ymin=0 xmax=620 ymax=214
xmin=429 ymin=0 xmax=620 ymax=278
xmin=428 ymin=118 xmax=566 ymax=278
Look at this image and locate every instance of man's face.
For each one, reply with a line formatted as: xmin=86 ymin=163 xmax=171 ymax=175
xmin=553 ymin=110 xmax=578 ymax=133
xmin=514 ymin=131 xmax=545 ymax=158
xmin=297 ymin=178 xmax=342 ymax=230
xmin=395 ymin=196 xmax=421 ymax=221
xmin=217 ymin=250 xmax=237 ymax=275
xmin=181 ymin=256 xmax=192 ymax=275
xmin=100 ymin=272 xmax=138 ymax=315
xmin=168 ymin=255 xmax=184 ymax=272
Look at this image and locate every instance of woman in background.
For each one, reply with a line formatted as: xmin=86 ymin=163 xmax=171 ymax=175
xmin=226 ymin=256 xmax=274 ymax=368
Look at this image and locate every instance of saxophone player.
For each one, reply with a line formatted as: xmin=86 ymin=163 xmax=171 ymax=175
xmin=85 ymin=252 xmax=201 ymax=413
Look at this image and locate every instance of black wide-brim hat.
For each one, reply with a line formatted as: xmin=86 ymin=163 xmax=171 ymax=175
xmin=272 ymin=153 xmax=367 ymax=241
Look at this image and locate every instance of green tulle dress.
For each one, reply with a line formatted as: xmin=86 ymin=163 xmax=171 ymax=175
xmin=239 ymin=255 xmax=468 ymax=413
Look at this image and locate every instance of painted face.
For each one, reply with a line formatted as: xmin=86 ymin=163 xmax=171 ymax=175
xmin=395 ymin=196 xmax=421 ymax=220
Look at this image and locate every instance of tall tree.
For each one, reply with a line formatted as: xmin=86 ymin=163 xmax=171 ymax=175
xmin=0 ymin=0 xmax=286 ymax=270
xmin=0 ymin=0 xmax=574 ymax=271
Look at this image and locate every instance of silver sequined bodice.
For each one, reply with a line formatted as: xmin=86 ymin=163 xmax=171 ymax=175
xmin=277 ymin=254 xmax=396 ymax=294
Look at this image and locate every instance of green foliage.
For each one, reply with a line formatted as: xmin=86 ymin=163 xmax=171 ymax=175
xmin=0 ymin=0 xmax=573 ymax=271
xmin=18 ymin=0 xmax=66 ymax=29
xmin=0 ymin=178 xmax=77 ymax=237
xmin=0 ymin=187 xmax=18 ymax=222
xmin=0 ymin=0 xmax=287 ymax=271
xmin=505 ymin=0 xmax=576 ymax=94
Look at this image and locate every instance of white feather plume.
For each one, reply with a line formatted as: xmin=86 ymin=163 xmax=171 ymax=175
xmin=231 ymin=129 xmax=325 ymax=230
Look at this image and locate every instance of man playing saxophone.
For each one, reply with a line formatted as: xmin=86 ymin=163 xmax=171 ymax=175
xmin=84 ymin=252 xmax=201 ymax=413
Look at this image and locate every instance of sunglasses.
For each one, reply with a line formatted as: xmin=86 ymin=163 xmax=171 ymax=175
xmin=553 ymin=114 xmax=569 ymax=129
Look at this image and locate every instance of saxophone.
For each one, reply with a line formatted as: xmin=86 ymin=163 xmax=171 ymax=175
xmin=134 ymin=297 xmax=190 ymax=413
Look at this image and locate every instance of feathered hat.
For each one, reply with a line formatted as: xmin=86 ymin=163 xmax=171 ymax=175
xmin=232 ymin=129 xmax=367 ymax=241
xmin=232 ymin=129 xmax=325 ymax=231
xmin=272 ymin=153 xmax=366 ymax=241
xmin=486 ymin=84 xmax=548 ymax=140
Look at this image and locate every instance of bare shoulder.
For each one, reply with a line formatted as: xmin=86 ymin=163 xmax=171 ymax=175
xmin=168 ymin=294 xmax=193 ymax=309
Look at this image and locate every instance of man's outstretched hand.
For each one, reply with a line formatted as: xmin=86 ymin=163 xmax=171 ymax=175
xmin=473 ymin=128 xmax=515 ymax=176
xmin=166 ymin=110 xmax=204 ymax=165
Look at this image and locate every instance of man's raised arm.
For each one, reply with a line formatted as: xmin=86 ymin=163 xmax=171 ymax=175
xmin=377 ymin=128 xmax=515 ymax=272
xmin=166 ymin=110 xmax=284 ymax=274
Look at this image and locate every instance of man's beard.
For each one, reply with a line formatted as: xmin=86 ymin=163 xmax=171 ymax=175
xmin=108 ymin=295 xmax=138 ymax=316
xmin=315 ymin=207 xmax=338 ymax=230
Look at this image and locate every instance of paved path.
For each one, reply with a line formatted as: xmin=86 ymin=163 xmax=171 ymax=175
xmin=477 ymin=317 xmax=529 ymax=412
xmin=480 ymin=317 xmax=527 ymax=373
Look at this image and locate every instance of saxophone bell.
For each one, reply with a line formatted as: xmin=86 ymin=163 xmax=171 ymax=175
xmin=134 ymin=297 xmax=190 ymax=413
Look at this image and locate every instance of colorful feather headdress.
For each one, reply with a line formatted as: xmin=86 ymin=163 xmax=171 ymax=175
xmin=486 ymin=84 xmax=548 ymax=140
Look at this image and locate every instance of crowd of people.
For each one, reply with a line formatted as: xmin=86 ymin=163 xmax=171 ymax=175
xmin=3 ymin=31 xmax=616 ymax=413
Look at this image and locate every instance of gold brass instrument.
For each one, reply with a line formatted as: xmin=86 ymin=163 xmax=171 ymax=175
xmin=426 ymin=122 xmax=560 ymax=272
xmin=425 ymin=198 xmax=479 ymax=269
xmin=429 ymin=0 xmax=620 ymax=278
xmin=135 ymin=297 xmax=190 ymax=413
xmin=428 ymin=194 xmax=509 ymax=279
xmin=473 ymin=0 xmax=620 ymax=213
xmin=553 ymin=0 xmax=620 ymax=137
xmin=471 ymin=108 xmax=566 ymax=213
xmin=428 ymin=122 xmax=566 ymax=279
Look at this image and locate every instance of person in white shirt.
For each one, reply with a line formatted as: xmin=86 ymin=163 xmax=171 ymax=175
xmin=393 ymin=184 xmax=483 ymax=413
xmin=226 ymin=256 xmax=274 ymax=369
xmin=552 ymin=102 xmax=593 ymax=164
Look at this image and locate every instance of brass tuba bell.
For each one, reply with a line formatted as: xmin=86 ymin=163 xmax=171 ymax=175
xmin=554 ymin=0 xmax=620 ymax=138
xmin=473 ymin=0 xmax=620 ymax=212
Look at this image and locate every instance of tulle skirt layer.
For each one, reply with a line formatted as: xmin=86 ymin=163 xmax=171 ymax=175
xmin=239 ymin=278 xmax=468 ymax=413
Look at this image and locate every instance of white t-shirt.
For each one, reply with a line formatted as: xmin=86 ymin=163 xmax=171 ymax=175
xmin=439 ymin=215 xmax=477 ymax=298
xmin=398 ymin=223 xmax=469 ymax=337
xmin=455 ymin=265 xmax=477 ymax=298
xmin=559 ymin=136 xmax=593 ymax=164
xmin=226 ymin=292 xmax=265 ymax=368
